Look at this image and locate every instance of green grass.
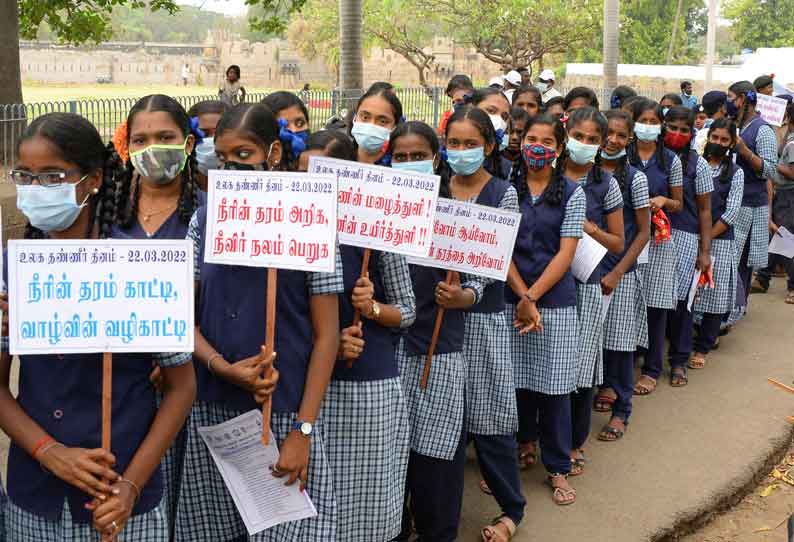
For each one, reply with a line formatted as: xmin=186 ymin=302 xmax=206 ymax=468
xmin=21 ymin=83 xmax=276 ymax=103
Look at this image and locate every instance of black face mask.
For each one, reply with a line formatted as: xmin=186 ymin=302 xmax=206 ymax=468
xmin=221 ymin=161 xmax=269 ymax=171
xmin=704 ymin=142 xmax=729 ymax=160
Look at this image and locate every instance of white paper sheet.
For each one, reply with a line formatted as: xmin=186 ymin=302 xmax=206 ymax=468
xmin=768 ymin=226 xmax=794 ymax=259
xmin=687 ymin=267 xmax=702 ymax=313
xmin=638 ymin=241 xmax=649 ymax=265
xmin=571 ymin=232 xmax=608 ymax=283
xmin=198 ymin=410 xmax=317 ymax=535
xmin=601 ymin=294 xmax=614 ymax=324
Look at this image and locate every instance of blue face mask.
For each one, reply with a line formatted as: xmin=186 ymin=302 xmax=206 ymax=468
xmin=351 ymin=121 xmax=391 ymax=154
xmin=17 ymin=177 xmax=90 ymax=233
xmin=447 ymin=147 xmax=485 ymax=176
xmin=726 ymin=99 xmax=739 ymax=118
xmin=634 ymin=122 xmax=662 ymax=142
xmin=566 ymin=137 xmax=600 ymax=165
xmin=601 ymin=148 xmax=627 ymax=160
xmin=392 ymin=159 xmax=436 ymax=176
xmin=662 ymin=107 xmax=670 ymax=117
xmin=195 ymin=137 xmax=220 ymax=175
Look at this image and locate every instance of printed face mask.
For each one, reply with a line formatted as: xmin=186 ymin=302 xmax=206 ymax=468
xmin=663 ymin=130 xmax=692 ymax=151
xmin=566 ymin=137 xmax=600 ymax=165
xmin=130 ymin=140 xmax=189 ymax=185
xmin=351 ymin=121 xmax=391 ymax=154
xmin=195 ymin=137 xmax=220 ymax=175
xmin=447 ymin=147 xmax=485 ymax=176
xmin=634 ymin=123 xmax=662 ymax=142
xmin=522 ymin=144 xmax=557 ymax=171
xmin=17 ymin=177 xmax=90 ymax=232
xmin=391 ymin=158 xmax=436 ymax=176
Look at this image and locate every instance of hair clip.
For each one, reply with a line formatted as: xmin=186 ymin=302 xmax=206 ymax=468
xmin=278 ymin=118 xmax=307 ymax=160
xmin=112 ymin=120 xmax=129 ymax=164
xmin=189 ymin=117 xmax=205 ymax=143
xmin=610 ymin=95 xmax=621 ymax=109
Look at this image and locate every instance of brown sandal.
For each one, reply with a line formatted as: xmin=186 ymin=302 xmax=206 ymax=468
xmin=545 ymin=474 xmax=576 ymax=505
xmin=481 ymin=515 xmax=517 ymax=541
xmin=633 ymin=375 xmax=657 ymax=396
xmin=670 ymin=367 xmax=689 ymax=387
xmin=688 ymin=353 xmax=706 ymax=370
xmin=518 ymin=442 xmax=537 ymax=470
xmin=593 ymin=388 xmax=617 ymax=412
xmin=786 ymin=290 xmax=794 ymax=304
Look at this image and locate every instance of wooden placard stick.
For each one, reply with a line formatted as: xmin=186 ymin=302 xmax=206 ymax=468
xmin=261 ymin=268 xmax=278 ymax=445
xmin=768 ymin=377 xmax=794 ymax=394
xmin=346 ymin=248 xmax=371 ymax=369
xmin=420 ymin=271 xmax=458 ymax=390
xmin=101 ymin=352 xmax=116 ymax=542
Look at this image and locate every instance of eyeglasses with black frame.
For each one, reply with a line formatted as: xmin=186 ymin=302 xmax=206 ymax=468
xmin=9 ymin=169 xmax=84 ymax=187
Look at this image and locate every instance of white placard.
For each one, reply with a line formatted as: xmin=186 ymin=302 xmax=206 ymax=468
xmin=757 ymin=94 xmax=788 ymax=127
xmin=768 ymin=226 xmax=794 ymax=259
xmin=8 ymin=240 xmax=194 ymax=355
xmin=308 ymin=156 xmax=440 ymax=258
xmin=204 ymin=170 xmax=338 ymax=272
xmin=405 ymin=198 xmax=520 ymax=281
xmin=571 ymin=232 xmax=608 ymax=283
xmin=198 ymin=410 xmax=317 ymax=535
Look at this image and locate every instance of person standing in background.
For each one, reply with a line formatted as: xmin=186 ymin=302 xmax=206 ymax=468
xmin=753 ymin=75 xmax=774 ymax=97
xmin=680 ymin=81 xmax=697 ymax=110
xmin=219 ymin=65 xmax=246 ymax=106
xmin=537 ymin=70 xmax=562 ymax=103
xmin=502 ymin=70 xmax=523 ymax=103
xmin=181 ymin=64 xmax=190 ymax=87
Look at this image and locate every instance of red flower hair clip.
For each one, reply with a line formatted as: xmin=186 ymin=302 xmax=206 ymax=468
xmin=112 ymin=120 xmax=129 ymax=164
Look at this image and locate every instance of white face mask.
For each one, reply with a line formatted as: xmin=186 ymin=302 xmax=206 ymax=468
xmin=488 ymin=113 xmax=507 ymax=134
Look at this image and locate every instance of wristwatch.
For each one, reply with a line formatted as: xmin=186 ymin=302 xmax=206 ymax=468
xmin=368 ymin=301 xmax=381 ymax=320
xmin=293 ymin=420 xmax=313 ymax=437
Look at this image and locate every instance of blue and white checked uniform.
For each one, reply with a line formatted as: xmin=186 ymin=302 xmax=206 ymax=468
xmin=640 ymin=154 xmax=683 ymax=309
xmin=575 ymin=177 xmax=623 ymax=389
xmin=463 ymin=187 xmax=521 ymax=435
xmin=603 ymin=172 xmax=651 ymax=352
xmin=511 ymin=187 xmax=585 ymax=396
xmin=695 ymin=165 xmax=744 ymax=315
xmin=323 ymin=251 xmax=414 ymax=542
xmin=672 ymin=156 xmax=714 ymax=301
xmin=735 ymin=123 xmax=776 ymax=269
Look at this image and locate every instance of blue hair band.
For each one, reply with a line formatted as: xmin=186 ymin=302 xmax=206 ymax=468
xmin=189 ymin=116 xmax=205 ymax=144
xmin=278 ymin=118 xmax=308 ymax=160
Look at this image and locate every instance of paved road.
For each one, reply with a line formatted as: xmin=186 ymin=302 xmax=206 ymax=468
xmin=1 ymin=282 xmax=791 ymax=541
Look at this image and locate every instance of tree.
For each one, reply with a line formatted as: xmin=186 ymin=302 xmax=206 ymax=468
xmin=619 ymin=0 xmax=707 ymax=64
xmin=603 ymin=0 xmax=620 ymax=89
xmin=288 ymin=0 xmax=350 ymax=84
xmin=338 ymin=0 xmax=363 ymax=94
xmin=723 ymin=0 xmax=794 ymax=50
xmin=424 ymin=0 xmax=600 ymax=71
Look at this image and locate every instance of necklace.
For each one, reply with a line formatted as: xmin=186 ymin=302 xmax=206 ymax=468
xmin=138 ymin=202 xmax=177 ymax=223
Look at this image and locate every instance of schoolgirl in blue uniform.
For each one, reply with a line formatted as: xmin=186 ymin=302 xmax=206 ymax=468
xmin=502 ymin=107 xmax=531 ymax=180
xmin=444 ymin=107 xmax=524 ymax=541
xmin=560 ymin=107 xmax=625 ymax=460
xmin=508 ymin=113 xmax=586 ymax=507
xmin=662 ymin=106 xmax=713 ymax=376
xmin=188 ymin=100 xmax=228 ymax=192
xmin=0 ymin=112 xmax=196 ymax=542
xmin=328 ymin=86 xmax=416 ymax=542
xmin=471 ymin=87 xmax=512 ymax=180
xmin=598 ymin=110 xmax=651 ymax=443
xmin=614 ymin=98 xmax=684 ymax=393
xmin=727 ymin=81 xmax=777 ymax=312
xmin=390 ymin=121 xmax=478 ymax=542
xmin=261 ymin=91 xmax=311 ymax=170
xmin=511 ymin=86 xmax=542 ymax=119
xmin=692 ymin=119 xmax=744 ymax=366
xmin=111 ymin=94 xmax=205 ymax=538
xmin=174 ymin=103 xmax=343 ymax=542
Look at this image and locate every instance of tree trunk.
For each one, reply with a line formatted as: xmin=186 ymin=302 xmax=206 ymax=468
xmin=0 ymin=0 xmax=24 ymax=165
xmin=603 ymin=0 xmax=619 ymax=89
xmin=338 ymin=0 xmax=363 ymax=107
xmin=666 ymin=0 xmax=684 ymax=64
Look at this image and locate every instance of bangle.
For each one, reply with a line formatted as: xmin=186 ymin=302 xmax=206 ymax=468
xmin=32 ymin=436 xmax=55 ymax=459
xmin=118 ymin=478 xmax=141 ymax=503
xmin=207 ymin=353 xmax=222 ymax=374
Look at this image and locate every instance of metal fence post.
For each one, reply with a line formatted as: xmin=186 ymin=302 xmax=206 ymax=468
xmin=431 ymin=87 xmax=441 ymax=128
xmin=331 ymin=89 xmax=340 ymax=117
xmin=68 ymin=101 xmax=77 ymax=114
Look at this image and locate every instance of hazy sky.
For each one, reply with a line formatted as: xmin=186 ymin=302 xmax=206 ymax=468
xmin=177 ymin=0 xmax=248 ymax=16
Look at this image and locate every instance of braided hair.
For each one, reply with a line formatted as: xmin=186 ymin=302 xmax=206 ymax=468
xmin=603 ymin=110 xmax=635 ymax=193
xmin=663 ymin=105 xmax=695 ymax=174
xmin=215 ymin=103 xmax=285 ymax=172
xmin=262 ymin=91 xmax=311 ymax=171
xmin=445 ymin=106 xmax=503 ymax=182
xmin=565 ymin=106 xmax=607 ymax=185
xmin=705 ymin=117 xmax=738 ymax=184
xmin=389 ymin=121 xmax=450 ymax=197
xmin=728 ymin=81 xmax=757 ymax=128
xmin=115 ymin=94 xmax=199 ymax=229
xmin=507 ymin=113 xmax=567 ymax=206
xmin=17 ymin=112 xmax=117 ymax=240
xmin=627 ymin=98 xmax=666 ymax=172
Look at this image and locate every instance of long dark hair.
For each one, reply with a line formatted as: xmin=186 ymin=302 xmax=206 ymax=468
xmin=262 ymin=91 xmax=310 ymax=126
xmin=603 ymin=110 xmax=635 ymax=192
xmin=728 ymin=80 xmax=757 ymax=126
xmin=705 ymin=117 xmax=738 ymax=184
xmin=508 ymin=113 xmax=568 ymax=206
xmin=18 ymin=112 xmax=117 ymax=240
xmin=305 ymin=130 xmax=356 ymax=160
xmin=565 ymin=106 xmax=607 ymax=184
xmin=471 ymin=87 xmax=511 ymax=110
xmin=610 ymin=85 xmax=637 ymax=110
xmin=114 ymin=94 xmax=199 ymax=228
xmin=390 ymin=121 xmax=450 ymax=196
xmin=187 ymin=100 xmax=228 ymax=118
xmin=353 ymin=85 xmax=404 ymax=126
xmin=445 ymin=106 xmax=504 ymax=180
xmin=512 ymin=86 xmax=542 ymax=110
xmin=664 ymin=105 xmax=695 ymax=174
xmin=215 ymin=103 xmax=282 ymax=167
xmin=628 ymin=98 xmax=666 ymax=171
xmin=563 ymin=87 xmax=600 ymax=111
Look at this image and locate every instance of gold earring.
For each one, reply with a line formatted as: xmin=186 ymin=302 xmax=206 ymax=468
xmin=92 ymin=187 xmax=100 ymax=194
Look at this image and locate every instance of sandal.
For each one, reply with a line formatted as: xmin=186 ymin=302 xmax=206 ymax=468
xmin=598 ymin=419 xmax=626 ymax=442
xmin=518 ymin=442 xmax=537 ymax=470
xmin=633 ymin=375 xmax=657 ymax=396
xmin=593 ymin=389 xmax=616 ymax=412
xmin=479 ymin=479 xmax=492 ymax=496
xmin=670 ymin=367 xmax=688 ymax=387
xmin=688 ymin=353 xmax=706 ymax=370
xmin=545 ymin=474 xmax=576 ymax=505
xmin=569 ymin=451 xmax=586 ymax=477
xmin=481 ymin=515 xmax=516 ymax=541
xmin=786 ymin=291 xmax=794 ymax=305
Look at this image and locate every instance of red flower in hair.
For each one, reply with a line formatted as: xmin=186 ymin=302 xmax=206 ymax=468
xmin=112 ymin=120 xmax=129 ymax=164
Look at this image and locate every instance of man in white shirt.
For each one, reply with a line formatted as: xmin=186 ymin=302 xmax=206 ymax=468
xmin=537 ymin=69 xmax=562 ymax=103
xmin=502 ymin=70 xmax=522 ymax=103
xmin=181 ymin=64 xmax=190 ymax=87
